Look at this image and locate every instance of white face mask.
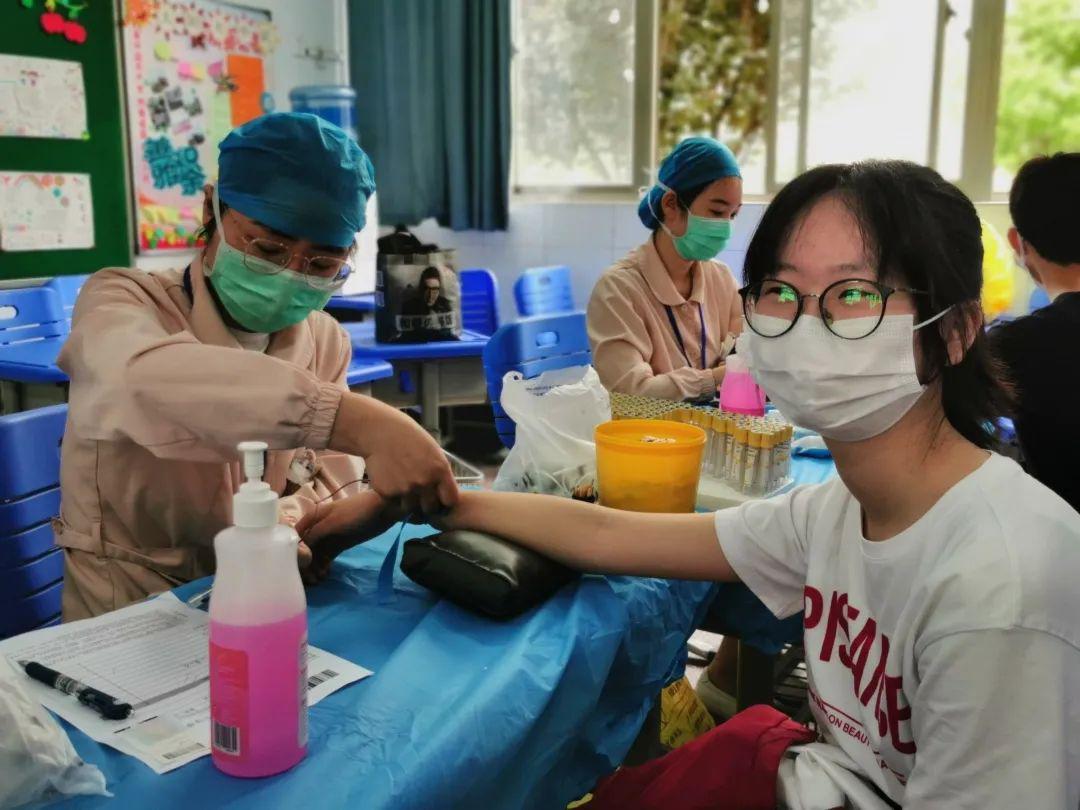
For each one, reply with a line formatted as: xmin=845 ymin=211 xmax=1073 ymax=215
xmin=735 ymin=310 xmax=950 ymax=442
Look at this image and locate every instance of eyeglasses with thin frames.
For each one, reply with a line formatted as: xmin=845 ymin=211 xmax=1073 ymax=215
xmin=739 ymin=277 xmax=929 ymax=340
xmin=235 ymin=233 xmax=353 ymax=292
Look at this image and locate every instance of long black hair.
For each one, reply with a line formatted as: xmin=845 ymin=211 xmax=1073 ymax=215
xmin=743 ymin=160 xmax=1013 ymax=449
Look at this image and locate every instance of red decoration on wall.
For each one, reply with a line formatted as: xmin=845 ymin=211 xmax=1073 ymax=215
xmin=40 ymin=10 xmax=66 ymax=33
xmin=24 ymin=0 xmax=91 ymax=44
xmin=63 ymin=19 xmax=87 ymax=43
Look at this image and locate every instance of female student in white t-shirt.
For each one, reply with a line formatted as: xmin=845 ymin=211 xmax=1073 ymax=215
xmin=301 ymin=161 xmax=1080 ymax=808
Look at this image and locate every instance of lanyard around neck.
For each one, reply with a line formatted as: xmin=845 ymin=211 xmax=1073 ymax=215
xmin=664 ymin=302 xmax=707 ymax=371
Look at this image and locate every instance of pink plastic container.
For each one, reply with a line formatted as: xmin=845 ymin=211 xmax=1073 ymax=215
xmin=720 ymin=355 xmax=766 ymax=416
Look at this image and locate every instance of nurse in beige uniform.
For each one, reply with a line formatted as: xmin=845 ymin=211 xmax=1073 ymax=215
xmin=56 ymin=113 xmax=456 ymax=619
xmin=588 ymin=137 xmax=744 ymax=402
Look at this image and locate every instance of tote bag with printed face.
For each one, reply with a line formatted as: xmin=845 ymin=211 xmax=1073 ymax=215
xmin=375 ymin=227 xmax=461 ymax=344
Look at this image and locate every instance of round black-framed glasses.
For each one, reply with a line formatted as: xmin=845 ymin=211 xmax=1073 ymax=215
xmin=738 ymin=277 xmax=929 ymax=340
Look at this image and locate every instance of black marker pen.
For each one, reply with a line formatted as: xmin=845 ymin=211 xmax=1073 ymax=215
xmin=19 ymin=660 xmax=133 ymax=720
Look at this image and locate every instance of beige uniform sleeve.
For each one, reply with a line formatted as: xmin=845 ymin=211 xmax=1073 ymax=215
xmin=58 ymin=271 xmax=345 ymax=463
xmin=279 ymin=327 xmax=367 ymax=526
xmin=587 ymin=274 xmax=716 ymax=401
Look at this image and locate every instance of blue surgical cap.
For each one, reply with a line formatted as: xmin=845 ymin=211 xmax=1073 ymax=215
xmin=638 ymin=137 xmax=741 ymax=229
xmin=217 ymin=112 xmax=376 ymax=248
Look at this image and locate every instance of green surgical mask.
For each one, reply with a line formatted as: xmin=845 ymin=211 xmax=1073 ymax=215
xmin=651 ymin=182 xmax=733 ymax=260
xmin=205 ymin=196 xmax=333 ymax=333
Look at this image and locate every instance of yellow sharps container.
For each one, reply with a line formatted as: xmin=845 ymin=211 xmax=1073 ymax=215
xmin=595 ymin=419 xmax=706 ymax=513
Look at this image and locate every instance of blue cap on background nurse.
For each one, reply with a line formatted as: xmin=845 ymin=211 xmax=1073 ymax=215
xmin=587 ymin=137 xmax=743 ymax=402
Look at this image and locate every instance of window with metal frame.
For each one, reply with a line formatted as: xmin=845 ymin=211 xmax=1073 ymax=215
xmin=659 ymin=0 xmax=1007 ymax=199
xmin=511 ymin=0 xmax=657 ymax=196
xmin=513 ymin=0 xmax=1074 ymax=202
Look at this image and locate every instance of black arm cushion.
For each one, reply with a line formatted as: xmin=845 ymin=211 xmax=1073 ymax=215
xmin=400 ymin=530 xmax=578 ymax=619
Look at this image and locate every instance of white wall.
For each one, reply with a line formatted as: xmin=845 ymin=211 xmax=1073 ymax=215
xmin=135 ymin=0 xmax=349 ymax=273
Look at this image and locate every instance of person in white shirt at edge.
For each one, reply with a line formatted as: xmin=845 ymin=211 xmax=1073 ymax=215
xmin=301 ymin=160 xmax=1080 ymax=808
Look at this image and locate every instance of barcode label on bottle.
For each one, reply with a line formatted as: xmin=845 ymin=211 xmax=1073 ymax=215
xmin=212 ymin=721 xmax=241 ymax=755
xmin=307 ymin=668 xmax=338 ymax=689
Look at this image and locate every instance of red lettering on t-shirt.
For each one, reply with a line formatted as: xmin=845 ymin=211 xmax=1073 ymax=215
xmin=819 ymin=590 xmax=849 ymax=662
xmin=859 ymin=634 xmax=889 ymax=707
xmin=807 ymin=589 xmax=916 ymax=757
xmin=875 ymin=674 xmax=916 ymax=755
xmin=845 ymin=616 xmax=877 ymax=693
xmin=838 ymin=603 xmax=862 ymax=667
xmin=804 ymin=585 xmax=823 ymax=629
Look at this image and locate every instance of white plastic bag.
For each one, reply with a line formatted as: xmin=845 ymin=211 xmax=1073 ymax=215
xmin=494 ymin=365 xmax=610 ymax=498
xmin=0 ymin=663 xmax=109 ymax=809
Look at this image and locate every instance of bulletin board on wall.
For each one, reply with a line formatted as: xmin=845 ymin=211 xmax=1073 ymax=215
xmin=0 ymin=1 xmax=131 ymax=281
xmin=120 ymin=0 xmax=278 ymax=253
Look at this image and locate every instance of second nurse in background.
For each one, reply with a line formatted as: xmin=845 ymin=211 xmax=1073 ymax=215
xmin=588 ymin=137 xmax=743 ymax=402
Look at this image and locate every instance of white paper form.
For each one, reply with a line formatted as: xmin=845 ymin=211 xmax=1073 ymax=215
xmin=0 ymin=593 xmax=372 ymax=774
xmin=0 ymin=55 xmax=88 ymax=140
xmin=0 ymin=171 xmax=94 ymax=251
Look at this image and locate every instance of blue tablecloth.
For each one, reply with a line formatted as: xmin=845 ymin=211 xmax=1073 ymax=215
xmin=63 ymin=456 xmax=835 ymax=808
xmin=65 ymin=525 xmax=715 ymax=810
xmin=789 ymin=454 xmax=836 ymax=488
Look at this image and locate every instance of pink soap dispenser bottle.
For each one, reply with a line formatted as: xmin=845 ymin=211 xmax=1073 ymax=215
xmin=209 ymin=441 xmax=308 ymax=777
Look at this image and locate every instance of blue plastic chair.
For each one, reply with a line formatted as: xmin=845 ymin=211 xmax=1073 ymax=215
xmin=0 ymin=287 xmax=69 ymax=346
xmin=459 ymin=268 xmax=500 ymax=336
xmin=514 ymin=265 xmax=575 ymax=318
xmin=0 ymin=288 xmax=71 ymax=395
xmin=45 ymin=274 xmax=89 ymax=317
xmin=482 ymin=312 xmax=591 ymax=448
xmin=0 ymin=404 xmax=67 ymax=639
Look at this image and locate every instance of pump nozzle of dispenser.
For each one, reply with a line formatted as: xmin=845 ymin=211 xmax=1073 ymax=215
xmin=234 ymin=441 xmax=278 ymax=528
xmin=238 ymin=441 xmax=268 ymax=482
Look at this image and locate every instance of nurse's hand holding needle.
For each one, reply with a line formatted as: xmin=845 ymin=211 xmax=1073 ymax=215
xmin=328 ymin=392 xmax=459 ymax=516
xmin=296 ymin=490 xmax=407 ymax=584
